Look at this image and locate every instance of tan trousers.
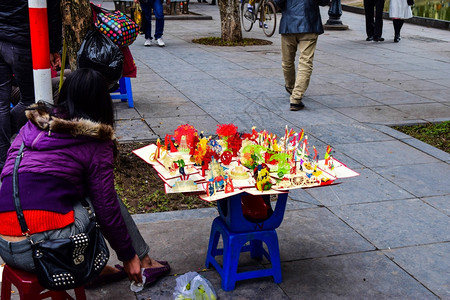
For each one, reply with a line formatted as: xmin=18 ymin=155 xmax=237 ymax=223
xmin=281 ymin=33 xmax=318 ymax=104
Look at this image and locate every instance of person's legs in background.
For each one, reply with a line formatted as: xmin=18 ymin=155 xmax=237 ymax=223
xmin=0 ymin=41 xmax=34 ymax=171
xmin=140 ymin=0 xmax=154 ymax=46
xmin=374 ymin=0 xmax=385 ymax=41
xmin=10 ymin=45 xmax=35 ymax=134
xmin=364 ymin=0 xmax=375 ymax=40
xmin=291 ymin=33 xmax=318 ymax=110
xmin=393 ymin=18 xmax=404 ymax=42
xmin=151 ymin=0 xmax=165 ymax=46
xmin=281 ymin=33 xmax=297 ymax=98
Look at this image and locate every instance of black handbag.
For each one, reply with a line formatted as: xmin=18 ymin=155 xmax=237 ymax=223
xmin=13 ymin=142 xmax=110 ymax=290
xmin=407 ymin=0 xmax=414 ymax=5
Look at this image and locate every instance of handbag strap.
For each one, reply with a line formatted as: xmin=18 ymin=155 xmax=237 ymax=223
xmin=12 ymin=142 xmax=94 ymax=236
xmin=13 ymin=142 xmax=30 ymax=236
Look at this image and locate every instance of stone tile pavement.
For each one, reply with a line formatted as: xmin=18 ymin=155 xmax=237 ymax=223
xmin=2 ymin=1 xmax=449 ymax=299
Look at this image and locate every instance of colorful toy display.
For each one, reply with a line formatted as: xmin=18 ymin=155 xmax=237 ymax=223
xmin=133 ymin=124 xmax=359 ymax=201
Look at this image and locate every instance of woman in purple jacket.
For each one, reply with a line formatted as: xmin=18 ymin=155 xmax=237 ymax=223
xmin=0 ymin=68 xmax=170 ymax=288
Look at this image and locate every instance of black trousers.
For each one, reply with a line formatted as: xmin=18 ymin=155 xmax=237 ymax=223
xmin=364 ymin=0 xmax=385 ymax=38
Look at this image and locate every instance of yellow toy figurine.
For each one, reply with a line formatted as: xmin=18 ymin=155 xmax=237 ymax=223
xmin=255 ymin=166 xmax=272 ymax=191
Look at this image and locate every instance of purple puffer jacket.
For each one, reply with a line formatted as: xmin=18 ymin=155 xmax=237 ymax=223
xmin=0 ymin=105 xmax=136 ymax=262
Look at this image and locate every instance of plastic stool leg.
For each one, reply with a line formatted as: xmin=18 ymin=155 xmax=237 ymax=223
xmin=1 ymin=274 xmax=13 ymax=299
xmin=221 ymin=234 xmax=241 ymax=291
xmin=250 ymin=240 xmax=264 ymax=260
xmin=265 ymin=233 xmax=282 ymax=283
xmin=205 ymin=227 xmax=222 ymax=268
xmin=123 ymin=77 xmax=134 ymax=108
xmin=74 ymin=287 xmax=87 ymax=300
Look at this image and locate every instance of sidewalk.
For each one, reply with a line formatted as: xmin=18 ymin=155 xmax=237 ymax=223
xmin=3 ymin=2 xmax=449 ymax=299
xmin=100 ymin=3 xmax=450 ymax=299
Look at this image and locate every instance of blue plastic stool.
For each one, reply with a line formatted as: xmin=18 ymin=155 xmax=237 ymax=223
xmin=205 ymin=217 xmax=283 ymax=291
xmin=110 ymin=77 xmax=134 ymax=108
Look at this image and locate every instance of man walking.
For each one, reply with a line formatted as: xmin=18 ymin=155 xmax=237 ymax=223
xmin=272 ymin=0 xmax=329 ymax=111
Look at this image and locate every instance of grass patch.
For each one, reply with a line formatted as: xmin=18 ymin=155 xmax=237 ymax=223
xmin=114 ymin=142 xmax=215 ymax=214
xmin=192 ymin=37 xmax=272 ymax=46
xmin=392 ymin=121 xmax=450 ymax=153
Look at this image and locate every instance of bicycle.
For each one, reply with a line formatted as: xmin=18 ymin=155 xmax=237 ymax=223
xmin=240 ymin=0 xmax=277 ymax=37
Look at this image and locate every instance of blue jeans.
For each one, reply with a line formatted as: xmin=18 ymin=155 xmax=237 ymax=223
xmin=0 ymin=197 xmax=150 ymax=271
xmin=0 ymin=40 xmax=35 ymax=170
xmin=141 ymin=0 xmax=165 ymax=40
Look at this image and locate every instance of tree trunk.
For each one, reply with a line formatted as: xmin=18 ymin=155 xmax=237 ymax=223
xmin=218 ymin=0 xmax=242 ymax=42
xmin=61 ymin=0 xmax=94 ymax=70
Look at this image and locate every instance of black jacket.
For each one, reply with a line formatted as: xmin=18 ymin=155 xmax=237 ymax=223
xmin=0 ymin=0 xmax=62 ymax=53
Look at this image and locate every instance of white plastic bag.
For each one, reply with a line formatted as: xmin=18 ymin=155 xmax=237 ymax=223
xmin=130 ymin=268 xmax=146 ymax=292
xmin=173 ymin=272 xmax=217 ymax=300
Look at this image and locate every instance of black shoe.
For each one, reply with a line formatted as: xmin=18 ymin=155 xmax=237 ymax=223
xmin=374 ymin=36 xmax=384 ymax=42
xmin=366 ymin=36 xmax=374 ymax=41
xmin=290 ymin=102 xmax=305 ymax=111
xmin=394 ymin=34 xmax=400 ymax=42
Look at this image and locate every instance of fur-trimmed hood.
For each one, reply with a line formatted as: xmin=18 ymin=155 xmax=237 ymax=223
xmin=25 ymin=103 xmax=115 ymax=141
xmin=19 ymin=104 xmax=116 ymax=152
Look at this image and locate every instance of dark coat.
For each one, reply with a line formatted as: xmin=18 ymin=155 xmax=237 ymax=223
xmin=0 ymin=0 xmax=62 ymax=52
xmin=0 ymin=104 xmax=136 ymax=262
xmin=273 ymin=0 xmax=330 ymax=35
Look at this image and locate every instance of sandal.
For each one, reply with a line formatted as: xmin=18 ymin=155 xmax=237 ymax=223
xmin=85 ymin=264 xmax=128 ymax=289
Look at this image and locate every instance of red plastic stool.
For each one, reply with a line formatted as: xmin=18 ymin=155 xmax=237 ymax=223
xmin=1 ymin=264 xmax=86 ymax=300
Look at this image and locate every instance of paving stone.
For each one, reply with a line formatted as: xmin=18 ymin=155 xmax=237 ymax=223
xmin=144 ymin=115 xmax=220 ymax=137
xmin=279 ymin=251 xmax=437 ymax=299
xmin=362 ymin=91 xmax=435 ymax=105
xmin=335 ymin=105 xmax=417 ymax=123
xmin=312 ymin=93 xmax=380 ymax=108
xmin=114 ymin=103 xmax=141 ymax=120
xmin=421 ymin=195 xmax=450 ymax=216
xmin=115 ymin=119 xmax=158 ymax=142
xmin=303 ymin=122 xmax=394 ymax=145
xmin=282 ymin=103 xmax=356 ymax=126
xmin=410 ymin=89 xmax=450 ymax=103
xmin=277 ymin=208 xmax=375 ymax=260
xmin=305 ymin=167 xmax=413 ymax=206
xmin=391 ymin=103 xmax=450 ymax=119
xmin=367 ymin=123 xmax=416 ymax=140
xmin=376 ymin=162 xmax=450 ymax=197
xmin=287 ymin=188 xmax=322 ymax=208
xmin=335 ymin=140 xmax=440 ymax=168
xmin=382 ymin=243 xmax=450 ymax=299
xmin=329 ymin=199 xmax=450 ymax=249
xmin=138 ymin=269 xmax=290 ymax=300
xmin=401 ymin=137 xmax=450 ymax=162
xmin=134 ymin=90 xmax=192 ymax=104
xmin=334 ymin=81 xmax=401 ymax=94
xmin=136 ymin=101 xmax=206 ymax=118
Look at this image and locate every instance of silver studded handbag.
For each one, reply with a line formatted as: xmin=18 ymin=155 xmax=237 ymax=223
xmin=12 ymin=142 xmax=110 ymax=290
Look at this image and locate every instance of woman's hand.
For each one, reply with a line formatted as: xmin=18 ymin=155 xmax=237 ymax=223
xmin=50 ymin=53 xmax=61 ymax=70
xmin=123 ymin=254 xmax=142 ymax=283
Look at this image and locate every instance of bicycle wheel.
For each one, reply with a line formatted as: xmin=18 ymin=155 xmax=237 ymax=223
xmin=262 ymin=1 xmax=276 ymax=37
xmin=241 ymin=0 xmax=254 ymax=32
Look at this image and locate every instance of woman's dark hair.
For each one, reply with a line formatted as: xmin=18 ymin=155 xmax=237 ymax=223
xmin=56 ymin=68 xmax=115 ymax=126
